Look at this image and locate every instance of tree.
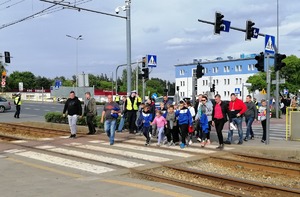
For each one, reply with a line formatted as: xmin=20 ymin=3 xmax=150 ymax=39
xmin=35 ymin=76 xmax=53 ymax=89
xmin=246 ymin=72 xmax=267 ymax=92
xmin=6 ymin=71 xmax=36 ymax=90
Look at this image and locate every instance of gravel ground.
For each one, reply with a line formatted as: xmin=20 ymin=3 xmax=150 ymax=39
xmin=180 ymin=158 xmax=300 ymax=189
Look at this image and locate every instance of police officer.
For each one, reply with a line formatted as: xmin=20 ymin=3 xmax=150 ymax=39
xmin=124 ymin=90 xmax=141 ymax=134
xmin=14 ymin=92 xmax=21 ymax=118
xmin=115 ymin=94 xmax=120 ymax=105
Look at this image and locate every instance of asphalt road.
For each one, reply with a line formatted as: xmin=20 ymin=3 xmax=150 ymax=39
xmin=0 ymin=101 xmax=104 ymax=122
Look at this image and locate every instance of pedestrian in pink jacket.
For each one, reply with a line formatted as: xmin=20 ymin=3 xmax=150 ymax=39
xmin=151 ymin=110 xmax=167 ymax=146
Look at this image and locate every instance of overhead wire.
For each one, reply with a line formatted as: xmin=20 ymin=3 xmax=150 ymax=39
xmin=0 ymin=0 xmax=93 ymax=30
xmin=0 ymin=0 xmax=26 ymax=11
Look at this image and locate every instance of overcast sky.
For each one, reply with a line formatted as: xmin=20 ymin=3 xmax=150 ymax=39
xmin=1 ymin=0 xmax=299 ymax=82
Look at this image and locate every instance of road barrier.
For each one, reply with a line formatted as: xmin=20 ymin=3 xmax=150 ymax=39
xmin=286 ymin=107 xmax=300 ymax=141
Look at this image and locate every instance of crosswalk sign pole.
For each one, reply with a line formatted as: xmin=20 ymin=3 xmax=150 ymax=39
xmin=266 ymin=54 xmax=271 ymax=145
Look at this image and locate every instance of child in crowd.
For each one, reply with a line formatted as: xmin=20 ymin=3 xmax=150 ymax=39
xmin=160 ymin=102 xmax=168 ymax=118
xmin=175 ymin=103 xmax=193 ymax=148
xmin=258 ymin=99 xmax=267 ymax=143
xmin=135 ymin=103 xmax=145 ymax=135
xmin=141 ymin=105 xmax=153 ymax=146
xmin=185 ymin=100 xmax=195 ymax=145
xmin=165 ymin=105 xmax=176 ymax=146
xmin=151 ymin=110 xmax=167 ymax=146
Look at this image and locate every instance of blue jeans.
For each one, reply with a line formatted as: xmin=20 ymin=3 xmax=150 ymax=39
xmin=104 ymin=119 xmax=117 ymax=144
xmin=227 ymin=117 xmax=243 ymax=143
xmin=245 ymin=117 xmax=254 ymax=139
xmin=117 ymin=116 xmax=126 ymax=132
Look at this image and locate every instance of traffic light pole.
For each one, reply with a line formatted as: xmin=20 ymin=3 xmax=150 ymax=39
xmin=198 ymin=19 xmax=266 ymax=37
xmin=266 ymin=54 xmax=271 ymax=145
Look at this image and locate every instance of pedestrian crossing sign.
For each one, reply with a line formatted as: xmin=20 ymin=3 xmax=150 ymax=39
xmin=265 ymin=35 xmax=275 ymax=54
xmin=147 ymin=55 xmax=157 ymax=67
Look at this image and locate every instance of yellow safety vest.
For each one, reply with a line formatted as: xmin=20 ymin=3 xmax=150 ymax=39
xmin=115 ymin=95 xmax=120 ymax=102
xmin=14 ymin=96 xmax=22 ymax=105
xmin=126 ymin=97 xmax=138 ymax=110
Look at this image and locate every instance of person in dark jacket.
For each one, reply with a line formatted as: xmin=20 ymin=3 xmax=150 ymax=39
xmin=63 ymin=91 xmax=82 ymax=138
xmin=212 ymin=94 xmax=228 ymax=150
xmin=244 ymin=95 xmax=258 ymax=141
xmin=141 ymin=105 xmax=153 ymax=146
xmin=175 ymin=103 xmax=193 ymax=148
xmin=84 ymin=92 xmax=97 ymax=135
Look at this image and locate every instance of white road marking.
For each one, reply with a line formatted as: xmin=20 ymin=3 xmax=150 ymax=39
xmin=99 ymin=142 xmax=193 ymax=158
xmin=15 ymin=151 xmax=114 ymax=174
xmin=11 ymin=140 xmax=28 ymax=144
xmin=59 ymin=136 xmax=70 ymax=139
xmin=3 ymin=149 xmax=26 ymax=153
xmin=39 ymin=138 xmax=54 ymax=141
xmin=70 ymin=144 xmax=171 ymax=162
xmin=35 ymin=145 xmax=56 ymax=149
xmin=89 ymin=140 xmax=106 ymax=144
xmin=35 ymin=146 xmax=143 ymax=168
xmin=125 ymin=139 xmax=217 ymax=154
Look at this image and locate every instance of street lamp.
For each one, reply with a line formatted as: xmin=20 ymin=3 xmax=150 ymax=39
xmin=66 ymin=34 xmax=83 ymax=87
xmin=115 ymin=0 xmax=131 ymax=96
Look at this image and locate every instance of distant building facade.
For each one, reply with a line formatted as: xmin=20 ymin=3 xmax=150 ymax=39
xmin=174 ymin=54 xmax=272 ymax=101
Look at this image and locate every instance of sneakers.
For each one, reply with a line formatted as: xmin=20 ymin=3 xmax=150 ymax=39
xmin=188 ymin=139 xmax=193 ymax=146
xmin=206 ymin=139 xmax=211 ymax=145
xmin=156 ymin=143 xmax=161 ymax=147
xmin=163 ymin=140 xmax=168 ymax=145
xmin=69 ymin=134 xmax=76 ymax=139
xmin=145 ymin=142 xmax=150 ymax=146
xmin=250 ymin=136 xmax=254 ymax=140
xmin=224 ymin=141 xmax=231 ymax=145
xmin=237 ymin=141 xmax=243 ymax=145
xmin=230 ymin=123 xmax=237 ymax=130
xmin=244 ymin=137 xmax=248 ymax=142
xmin=200 ymin=141 xmax=206 ymax=147
xmin=167 ymin=142 xmax=174 ymax=146
xmin=216 ymin=144 xmax=224 ymax=150
xmin=261 ymin=139 xmax=265 ymax=143
xmin=174 ymin=142 xmax=180 ymax=146
xmin=180 ymin=143 xmax=185 ymax=149
xmin=197 ymin=137 xmax=202 ymax=142
xmin=149 ymin=133 xmax=152 ymax=139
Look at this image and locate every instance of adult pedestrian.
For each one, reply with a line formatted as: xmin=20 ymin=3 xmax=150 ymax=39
xmin=211 ymin=94 xmax=228 ymax=150
xmin=195 ymin=95 xmax=213 ymax=146
xmin=162 ymin=95 xmax=172 ymax=110
xmin=115 ymin=94 xmax=120 ymax=105
xmin=124 ymin=90 xmax=141 ymax=134
xmin=14 ymin=92 xmax=22 ymax=118
xmin=63 ymin=91 xmax=82 ymax=138
xmin=224 ymin=93 xmax=247 ymax=145
xmin=195 ymin=94 xmax=203 ymax=142
xmin=101 ymin=95 xmax=120 ymax=145
xmin=117 ymin=96 xmax=127 ymax=132
xmin=244 ymin=95 xmax=258 ymax=141
xmin=84 ymin=92 xmax=97 ymax=135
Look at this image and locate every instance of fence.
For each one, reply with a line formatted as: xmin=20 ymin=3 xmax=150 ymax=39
xmin=286 ymin=107 xmax=300 ymax=141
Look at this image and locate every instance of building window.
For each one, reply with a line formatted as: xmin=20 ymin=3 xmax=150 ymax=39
xmin=235 ymin=65 xmax=239 ymax=72
xmin=239 ymin=65 xmax=242 ymax=71
xmin=236 ymin=78 xmax=238 ymax=84
xmin=202 ymin=80 xmax=205 ymax=86
xmin=216 ymin=91 xmax=218 ymax=95
xmin=224 ymin=79 xmax=227 ymax=85
xmin=213 ymin=79 xmax=215 ymax=84
xmin=248 ymin=64 xmax=251 ymax=71
xmin=252 ymin=64 xmax=255 ymax=70
xmin=215 ymin=67 xmax=218 ymax=73
xmin=224 ymin=91 xmax=227 ymax=97
xmin=216 ymin=79 xmax=219 ymax=85
xmin=239 ymin=78 xmax=242 ymax=84
xmin=227 ymin=91 xmax=230 ymax=96
xmin=205 ymin=68 xmax=208 ymax=73
xmin=180 ymin=70 xmax=185 ymax=75
xmin=224 ymin=66 xmax=227 ymax=72
xmin=227 ymin=79 xmax=230 ymax=85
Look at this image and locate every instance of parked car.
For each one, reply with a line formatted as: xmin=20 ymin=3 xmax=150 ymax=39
xmin=0 ymin=97 xmax=11 ymax=112
xmin=155 ymin=96 xmax=175 ymax=109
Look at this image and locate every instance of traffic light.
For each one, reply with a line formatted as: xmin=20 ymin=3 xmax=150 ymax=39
xmin=142 ymin=68 xmax=149 ymax=79
xmin=245 ymin=20 xmax=255 ymax=40
xmin=142 ymin=56 xmax=146 ymax=68
xmin=196 ymin=63 xmax=204 ymax=79
xmin=210 ymin=84 xmax=215 ymax=92
xmin=4 ymin=51 xmax=10 ymax=63
xmin=274 ymin=53 xmax=286 ymax=72
xmin=214 ymin=12 xmax=224 ymax=35
xmin=255 ymin=52 xmax=264 ymax=72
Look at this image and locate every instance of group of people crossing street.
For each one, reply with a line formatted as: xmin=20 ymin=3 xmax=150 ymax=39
xmin=61 ymin=89 xmax=273 ymax=150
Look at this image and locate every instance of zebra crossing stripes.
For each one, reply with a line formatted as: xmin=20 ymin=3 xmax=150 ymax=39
xmin=68 ymin=143 xmax=172 ymax=163
xmin=35 ymin=145 xmax=143 ymax=168
xmin=124 ymin=140 xmax=217 ymax=154
xmin=15 ymin=151 xmax=114 ymax=174
xmin=97 ymin=142 xmax=194 ymax=158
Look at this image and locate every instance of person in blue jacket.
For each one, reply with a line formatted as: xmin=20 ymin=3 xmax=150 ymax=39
xmin=141 ymin=105 xmax=153 ymax=146
xmin=175 ymin=103 xmax=193 ymax=148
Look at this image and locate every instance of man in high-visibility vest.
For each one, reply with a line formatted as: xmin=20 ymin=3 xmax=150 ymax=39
xmin=115 ymin=94 xmax=120 ymax=105
xmin=124 ymin=90 xmax=141 ymax=134
xmin=14 ymin=92 xmax=22 ymax=118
